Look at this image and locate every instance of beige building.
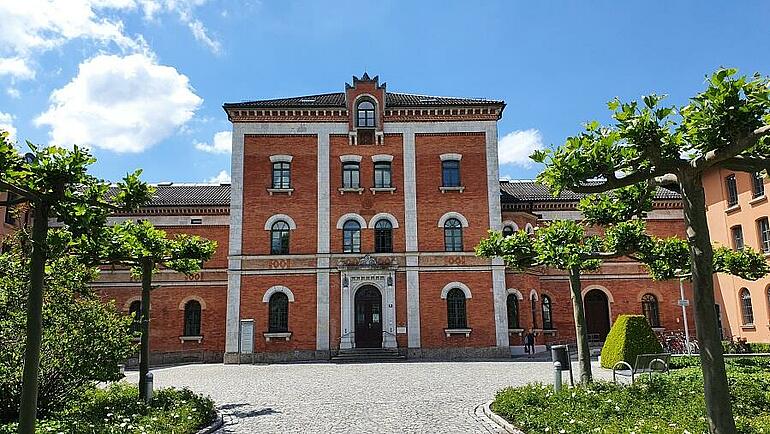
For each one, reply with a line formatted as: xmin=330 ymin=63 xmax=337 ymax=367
xmin=705 ymin=169 xmax=770 ymax=342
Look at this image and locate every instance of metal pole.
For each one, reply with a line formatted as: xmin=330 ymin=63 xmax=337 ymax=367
xmin=553 ymin=361 xmax=562 ymax=391
xmin=680 ymin=277 xmax=691 ymax=355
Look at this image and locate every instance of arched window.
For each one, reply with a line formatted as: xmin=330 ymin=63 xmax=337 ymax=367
xmin=129 ymin=300 xmax=141 ymax=334
xmin=269 ymin=292 xmax=289 ymax=332
xmin=506 ymin=294 xmax=519 ymax=329
xmin=502 ymin=225 xmax=515 ymax=237
xmin=343 ymin=220 xmax=361 ymax=253
xmin=740 ymin=288 xmax=754 ymax=325
xmin=530 ymin=294 xmax=538 ymax=329
xmin=541 ymin=295 xmax=553 ymax=330
xmin=270 ymin=220 xmax=290 ymax=255
xmin=446 ymin=288 xmax=467 ymax=329
xmin=641 ymin=293 xmax=660 ymax=327
xmin=357 ymin=100 xmax=375 ymax=127
xmin=374 ymin=219 xmax=392 ymax=253
xmin=183 ymin=300 xmax=201 ymax=336
xmin=444 ymin=218 xmax=463 ymax=252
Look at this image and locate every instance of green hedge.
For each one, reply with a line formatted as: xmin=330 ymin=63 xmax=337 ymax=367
xmin=600 ymin=314 xmax=662 ymax=369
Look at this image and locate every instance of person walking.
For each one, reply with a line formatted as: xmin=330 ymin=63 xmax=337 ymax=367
xmin=524 ymin=329 xmax=535 ymax=357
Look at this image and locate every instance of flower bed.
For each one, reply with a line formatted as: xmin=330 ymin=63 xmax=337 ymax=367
xmin=0 ymin=383 xmax=217 ymax=434
xmin=492 ymin=363 xmax=770 ymax=433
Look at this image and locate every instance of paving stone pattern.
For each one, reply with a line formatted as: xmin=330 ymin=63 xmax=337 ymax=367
xmin=126 ymin=360 xmax=610 ymax=433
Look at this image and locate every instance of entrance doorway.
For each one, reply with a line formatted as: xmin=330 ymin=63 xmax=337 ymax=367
xmin=354 ymin=286 xmax=383 ymax=348
xmin=584 ymin=289 xmax=611 ymax=342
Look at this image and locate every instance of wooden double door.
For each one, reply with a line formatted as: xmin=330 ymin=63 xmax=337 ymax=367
xmin=354 ymin=286 xmax=383 ymax=348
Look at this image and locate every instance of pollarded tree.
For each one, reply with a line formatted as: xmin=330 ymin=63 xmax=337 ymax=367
xmin=0 ymin=132 xmax=152 ymax=434
xmin=476 ymin=184 xmax=656 ymax=384
xmin=531 ymin=68 xmax=770 ymax=433
xmin=87 ymin=220 xmax=216 ymax=400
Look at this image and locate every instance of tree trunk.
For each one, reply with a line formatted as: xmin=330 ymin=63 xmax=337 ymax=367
xmin=679 ymin=174 xmax=735 ymax=434
xmin=568 ymin=266 xmax=592 ymax=384
xmin=18 ymin=204 xmax=48 ymax=434
xmin=138 ymin=257 xmax=153 ymax=401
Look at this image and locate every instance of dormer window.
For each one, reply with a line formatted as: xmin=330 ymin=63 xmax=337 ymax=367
xmin=357 ymin=100 xmax=375 ymax=127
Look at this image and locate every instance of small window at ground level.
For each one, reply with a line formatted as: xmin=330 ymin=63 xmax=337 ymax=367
xmin=446 ymin=288 xmax=467 ymax=329
xmin=541 ymin=295 xmax=553 ymax=330
xmin=129 ymin=300 xmax=141 ymax=334
xmin=183 ymin=300 xmax=201 ymax=336
xmin=507 ymin=294 xmax=519 ymax=329
xmin=740 ymin=288 xmax=754 ymax=325
xmin=641 ymin=293 xmax=660 ymax=327
xmin=268 ymin=292 xmax=289 ymax=332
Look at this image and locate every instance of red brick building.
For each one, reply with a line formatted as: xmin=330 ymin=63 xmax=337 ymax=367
xmin=95 ymin=74 xmax=694 ymax=364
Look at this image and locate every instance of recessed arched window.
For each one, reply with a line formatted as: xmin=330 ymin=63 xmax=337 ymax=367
xmin=444 ymin=218 xmax=463 ymax=252
xmin=541 ymin=295 xmax=553 ymax=330
xmin=507 ymin=294 xmax=519 ymax=329
xmin=183 ymin=300 xmax=201 ymax=336
xmin=641 ymin=293 xmax=660 ymax=327
xmin=502 ymin=226 xmax=515 ymax=237
xmin=270 ymin=220 xmax=290 ymax=255
xmin=446 ymin=288 xmax=467 ymax=329
xmin=740 ymin=288 xmax=754 ymax=325
xmin=531 ymin=294 xmax=538 ymax=329
xmin=343 ymin=220 xmax=361 ymax=253
xmin=129 ymin=300 xmax=141 ymax=334
xmin=374 ymin=219 xmax=393 ymax=253
xmin=357 ymin=100 xmax=375 ymax=127
xmin=269 ymin=292 xmax=289 ymax=332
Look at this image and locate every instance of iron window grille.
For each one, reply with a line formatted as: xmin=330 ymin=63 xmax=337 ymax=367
xmin=541 ymin=295 xmax=553 ymax=330
xmin=446 ymin=288 xmax=467 ymax=329
xmin=183 ymin=300 xmax=201 ymax=336
xmin=641 ymin=293 xmax=660 ymax=327
xmin=268 ymin=292 xmax=289 ymax=332
xmin=758 ymin=217 xmax=770 ymax=253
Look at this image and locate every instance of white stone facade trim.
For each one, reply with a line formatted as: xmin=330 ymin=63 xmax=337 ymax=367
xmin=264 ymin=214 xmax=297 ymax=230
xmin=367 ymin=212 xmax=400 ymax=229
xmin=262 ymin=285 xmax=296 ymax=303
xmin=371 ymin=154 xmax=394 ymax=162
xmin=437 ymin=211 xmax=469 ymax=228
xmin=106 ymin=215 xmax=229 ymax=226
xmin=269 ymin=154 xmax=293 ymax=163
xmin=582 ymin=285 xmax=615 ymax=303
xmin=525 ymin=223 xmax=534 ymax=234
xmin=506 ymin=288 xmax=524 ymax=300
xmin=529 ymin=289 xmax=539 ymax=301
xmin=339 ymin=154 xmax=362 ymax=163
xmin=178 ymin=295 xmax=207 ymax=310
xmin=440 ymin=282 xmax=472 ymax=299
xmin=123 ymin=296 xmax=142 ymax=311
xmin=336 ymin=213 xmax=367 ymax=229
xmin=439 ymin=153 xmax=463 ymax=161
xmin=502 ymin=220 xmax=519 ymax=231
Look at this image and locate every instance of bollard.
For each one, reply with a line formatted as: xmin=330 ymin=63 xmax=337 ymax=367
xmin=144 ymin=372 xmax=154 ymax=403
xmin=553 ymin=361 xmax=562 ymax=391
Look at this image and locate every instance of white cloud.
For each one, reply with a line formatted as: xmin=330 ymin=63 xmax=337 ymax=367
xmin=206 ymin=170 xmax=230 ymax=184
xmin=0 ymin=112 xmax=18 ymax=142
xmin=0 ymin=57 xmax=36 ymax=80
xmin=6 ymin=87 xmax=21 ymax=99
xmin=35 ymin=53 xmax=202 ymax=153
xmin=498 ymin=129 xmax=545 ymax=168
xmin=195 ymin=131 xmax=231 ymax=154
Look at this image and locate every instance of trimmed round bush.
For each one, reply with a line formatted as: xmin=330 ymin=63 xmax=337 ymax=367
xmin=600 ymin=314 xmax=662 ymax=369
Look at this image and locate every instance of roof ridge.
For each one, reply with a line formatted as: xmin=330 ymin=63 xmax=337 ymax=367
xmin=386 ymin=91 xmax=502 ymax=102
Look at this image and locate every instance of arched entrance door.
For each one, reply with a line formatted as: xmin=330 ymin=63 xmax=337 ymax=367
xmin=584 ymin=289 xmax=611 ymax=341
xmin=354 ymin=286 xmax=382 ymax=348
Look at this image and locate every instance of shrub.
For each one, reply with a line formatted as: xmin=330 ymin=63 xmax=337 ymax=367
xmin=600 ymin=314 xmax=662 ymax=369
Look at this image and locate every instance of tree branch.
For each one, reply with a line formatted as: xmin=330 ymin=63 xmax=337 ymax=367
xmin=568 ymin=168 xmax=672 ymax=194
xmin=720 ymin=155 xmax=770 ymax=173
xmin=694 ymin=124 xmax=770 ymax=171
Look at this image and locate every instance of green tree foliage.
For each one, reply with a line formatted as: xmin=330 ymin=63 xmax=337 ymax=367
xmin=599 ymin=314 xmax=663 ymax=369
xmin=0 ymin=235 xmax=134 ymax=423
xmin=530 ymin=68 xmax=770 ymax=434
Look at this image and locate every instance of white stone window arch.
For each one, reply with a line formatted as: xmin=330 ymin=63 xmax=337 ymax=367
xmin=437 ymin=211 xmax=469 ymax=228
xmin=581 ymin=285 xmax=615 ymax=303
xmin=371 ymin=154 xmax=394 ymax=162
xmin=439 ymin=153 xmax=463 ymax=161
xmin=336 ymin=213 xmax=367 ymax=229
xmin=367 ymin=212 xmax=400 ymax=229
xmin=506 ymin=288 xmax=524 ymax=300
xmin=264 ymin=214 xmax=297 ymax=230
xmin=502 ymin=220 xmax=519 ymax=232
xmin=440 ymin=282 xmax=472 ymax=299
xmin=262 ymin=285 xmax=296 ymax=303
xmin=178 ymin=295 xmax=207 ymax=310
xmin=124 ymin=296 xmax=143 ymax=311
xmin=269 ymin=155 xmax=293 ymax=163
xmin=339 ymin=154 xmax=363 ymax=163
xmin=524 ymin=223 xmax=534 ymax=234
xmin=528 ymin=289 xmax=539 ymax=302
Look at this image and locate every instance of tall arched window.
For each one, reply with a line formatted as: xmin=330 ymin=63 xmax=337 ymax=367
xmin=446 ymin=288 xmax=467 ymax=329
xmin=444 ymin=218 xmax=463 ymax=252
xmin=740 ymin=288 xmax=754 ymax=325
xmin=374 ymin=219 xmax=393 ymax=253
xmin=357 ymin=100 xmax=375 ymax=127
xmin=502 ymin=226 xmax=515 ymax=237
xmin=343 ymin=220 xmax=361 ymax=253
xmin=269 ymin=292 xmax=289 ymax=332
xmin=530 ymin=294 xmax=538 ymax=329
xmin=506 ymin=294 xmax=519 ymax=329
xmin=541 ymin=295 xmax=553 ymax=330
xmin=270 ymin=220 xmax=290 ymax=255
xmin=641 ymin=293 xmax=660 ymax=327
xmin=183 ymin=300 xmax=201 ymax=336
xmin=129 ymin=300 xmax=141 ymax=334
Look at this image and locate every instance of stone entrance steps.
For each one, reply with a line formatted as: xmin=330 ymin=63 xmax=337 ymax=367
xmin=331 ymin=348 xmax=406 ymax=363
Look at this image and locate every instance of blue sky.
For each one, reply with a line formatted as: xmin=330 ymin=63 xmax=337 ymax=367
xmin=1 ymin=1 xmax=769 ymax=183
